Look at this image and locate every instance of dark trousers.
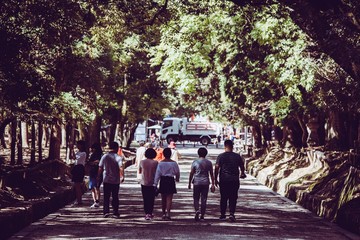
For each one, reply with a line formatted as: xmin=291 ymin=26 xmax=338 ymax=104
xmin=193 ymin=184 xmax=209 ymax=215
xmin=141 ymin=185 xmax=156 ymax=215
xmin=103 ymin=182 xmax=119 ymax=215
xmin=219 ymin=181 xmax=240 ymax=216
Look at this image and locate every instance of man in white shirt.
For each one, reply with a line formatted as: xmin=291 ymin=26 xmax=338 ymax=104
xmin=135 ymin=141 xmax=147 ymax=182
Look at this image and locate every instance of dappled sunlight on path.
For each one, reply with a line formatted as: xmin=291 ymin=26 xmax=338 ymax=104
xmin=10 ymin=146 xmax=358 ymax=240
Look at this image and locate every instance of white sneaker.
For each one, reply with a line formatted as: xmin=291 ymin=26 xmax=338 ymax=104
xmin=90 ymin=202 xmax=99 ymax=208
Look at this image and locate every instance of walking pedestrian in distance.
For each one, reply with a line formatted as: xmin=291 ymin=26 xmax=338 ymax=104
xmin=215 ymin=139 xmax=246 ymax=222
xmin=139 ymin=148 xmax=159 ymax=220
xmin=153 ymin=148 xmax=180 ymax=220
xmin=71 ymin=140 xmax=87 ymax=206
xmin=169 ymin=141 xmax=181 ymax=162
xmin=97 ymin=142 xmax=124 ymax=218
xmin=135 ymin=141 xmax=147 ymax=182
xmin=88 ymin=143 xmax=103 ymax=208
xmin=188 ymin=147 xmax=215 ymax=221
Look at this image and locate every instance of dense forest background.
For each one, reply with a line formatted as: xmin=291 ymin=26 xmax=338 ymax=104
xmin=1 ymin=0 xmax=359 ymax=163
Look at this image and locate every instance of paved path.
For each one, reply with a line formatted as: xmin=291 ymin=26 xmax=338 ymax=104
xmin=10 ymin=146 xmax=359 ymax=240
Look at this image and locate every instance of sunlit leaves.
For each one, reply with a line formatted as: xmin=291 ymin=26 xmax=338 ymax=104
xmin=51 ymin=92 xmax=94 ymax=124
xmin=150 ymin=1 xmax=323 ymax=126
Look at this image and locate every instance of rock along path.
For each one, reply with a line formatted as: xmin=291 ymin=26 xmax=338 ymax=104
xmin=9 ymin=146 xmax=359 ymax=240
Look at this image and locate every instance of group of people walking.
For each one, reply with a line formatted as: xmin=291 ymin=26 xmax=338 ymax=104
xmin=137 ymin=139 xmax=246 ymax=222
xmin=71 ymin=141 xmax=124 ymax=218
xmin=71 ymin=139 xmax=246 ymax=222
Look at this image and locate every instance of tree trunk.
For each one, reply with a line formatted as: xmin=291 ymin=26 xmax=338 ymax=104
xmin=16 ymin=120 xmax=23 ymax=165
xmin=44 ymin=124 xmax=51 ymax=147
xmin=21 ymin=121 xmax=29 ymax=148
xmin=306 ymin=116 xmax=320 ymax=147
xmin=38 ymin=121 xmax=43 ymax=162
xmin=282 ymin=118 xmax=302 ymax=148
xmin=88 ymin=116 xmax=102 ymax=146
xmin=10 ymin=119 xmax=16 ymax=165
xmin=273 ymin=125 xmax=283 ymax=142
xmin=48 ymin=121 xmax=61 ymax=160
xmin=325 ymin=111 xmax=347 ymax=150
xmin=251 ymin=123 xmax=262 ymax=149
xmin=66 ymin=121 xmax=76 ymax=162
xmin=30 ymin=120 xmax=36 ymax=165
xmin=61 ymin=123 xmax=67 ymax=148
xmin=0 ymin=117 xmax=13 ymax=149
xmin=296 ymin=114 xmax=308 ymax=148
xmin=108 ymin=109 xmax=118 ymax=145
xmin=118 ymin=122 xmax=137 ymax=148
xmin=317 ymin=113 xmax=326 ymax=146
xmin=261 ymin=124 xmax=272 ymax=148
xmin=77 ymin=121 xmax=87 ymax=141
xmin=347 ymin=112 xmax=359 ymax=149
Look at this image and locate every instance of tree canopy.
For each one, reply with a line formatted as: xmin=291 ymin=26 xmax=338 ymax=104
xmin=0 ymin=0 xmax=359 ymax=150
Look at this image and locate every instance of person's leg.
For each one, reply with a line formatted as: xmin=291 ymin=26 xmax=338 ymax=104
xmin=228 ymin=181 xmax=240 ymax=215
xmin=200 ymin=185 xmax=209 ymax=217
xmin=74 ymin=182 xmax=83 ymax=203
xmin=111 ymin=183 xmax=120 ymax=216
xmin=142 ymin=185 xmax=153 ymax=215
xmin=142 ymin=186 xmax=155 ymax=218
xmin=193 ymin=185 xmax=201 ymax=221
xmin=103 ymin=183 xmax=111 ymax=215
xmin=148 ymin=186 xmax=156 ymax=216
xmin=141 ymin=185 xmax=147 ymax=214
xmin=90 ymin=186 xmax=99 ymax=207
xmin=91 ymin=188 xmax=96 ymax=202
xmin=219 ymin=182 xmax=229 ymax=218
xmin=96 ymin=175 xmax=102 ymax=203
xmin=95 ymin=187 xmax=100 ymax=203
xmin=161 ymin=194 xmax=167 ymax=217
xmin=193 ymin=185 xmax=201 ymax=213
xmin=166 ymin=194 xmax=173 ymax=219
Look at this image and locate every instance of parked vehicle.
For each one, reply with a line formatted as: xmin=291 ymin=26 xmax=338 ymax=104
xmin=161 ymin=117 xmax=222 ymax=145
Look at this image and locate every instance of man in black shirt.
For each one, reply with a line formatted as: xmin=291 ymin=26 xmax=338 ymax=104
xmin=215 ymin=139 xmax=246 ymax=222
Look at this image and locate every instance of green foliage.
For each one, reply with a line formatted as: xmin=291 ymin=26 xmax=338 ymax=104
xmin=51 ymin=92 xmax=94 ymax=124
xmin=151 ymin=2 xmax=322 ymax=126
xmin=1 ymin=0 xmax=358 ymax=143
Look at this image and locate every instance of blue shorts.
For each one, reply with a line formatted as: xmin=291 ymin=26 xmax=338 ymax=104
xmin=89 ymin=177 xmax=98 ymax=190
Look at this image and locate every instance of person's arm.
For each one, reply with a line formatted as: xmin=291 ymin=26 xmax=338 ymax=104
xmin=177 ymin=150 xmax=181 ymax=159
xmin=120 ymin=166 xmax=125 ymax=182
xmin=175 ymin=163 xmax=180 ymax=182
xmin=214 ymin=164 xmax=220 ymax=187
xmin=209 ymin=163 xmax=215 ymax=192
xmin=97 ymin=166 xmax=103 ymax=181
xmin=118 ymin=156 xmax=125 ymax=182
xmin=153 ymin=165 xmax=161 ymax=187
xmin=188 ymin=167 xmax=194 ymax=189
xmin=97 ymin=155 xmax=104 ymax=181
xmin=239 ymin=155 xmax=246 ymax=178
